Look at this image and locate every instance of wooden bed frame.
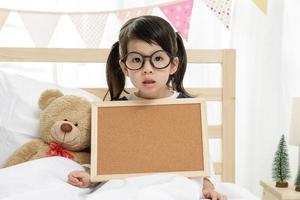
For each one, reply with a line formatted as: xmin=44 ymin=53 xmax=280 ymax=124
xmin=0 ymin=48 xmax=235 ymax=183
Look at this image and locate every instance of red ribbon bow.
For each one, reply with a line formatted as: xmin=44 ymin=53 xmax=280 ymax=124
xmin=47 ymin=142 xmax=74 ymax=160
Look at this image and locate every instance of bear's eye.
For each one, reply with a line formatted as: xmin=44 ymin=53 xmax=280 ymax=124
xmin=64 ymin=119 xmax=68 ymax=121
xmin=74 ymin=123 xmax=78 ymax=127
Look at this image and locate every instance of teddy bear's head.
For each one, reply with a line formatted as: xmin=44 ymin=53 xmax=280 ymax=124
xmin=38 ymin=89 xmax=91 ymax=151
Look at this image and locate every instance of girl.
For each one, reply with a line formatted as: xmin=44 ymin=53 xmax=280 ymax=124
xmin=68 ymin=15 xmax=226 ymax=200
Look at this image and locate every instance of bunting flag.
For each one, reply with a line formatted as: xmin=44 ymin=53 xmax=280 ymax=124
xmin=204 ymin=0 xmax=232 ymax=28
xmin=0 ymin=10 xmax=9 ymax=31
xmin=70 ymin=14 xmax=108 ymax=48
xmin=160 ymin=0 xmax=194 ymax=41
xmin=19 ymin=12 xmax=60 ymax=47
xmin=0 ymin=0 xmax=196 ymax=45
xmin=116 ymin=8 xmax=153 ymax=24
xmin=252 ymin=0 xmax=268 ymax=14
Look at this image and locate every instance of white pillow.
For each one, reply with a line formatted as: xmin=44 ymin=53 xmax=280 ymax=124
xmin=0 ymin=70 xmax=100 ymax=167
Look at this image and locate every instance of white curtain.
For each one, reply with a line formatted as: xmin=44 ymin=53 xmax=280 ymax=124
xmin=232 ymin=0 xmax=300 ymax=195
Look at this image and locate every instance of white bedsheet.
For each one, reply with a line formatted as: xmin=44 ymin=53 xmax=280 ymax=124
xmin=0 ymin=157 xmax=258 ymax=200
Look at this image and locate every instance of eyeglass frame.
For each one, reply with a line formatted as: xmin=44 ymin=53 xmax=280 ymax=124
xmin=120 ymin=50 xmax=175 ymax=71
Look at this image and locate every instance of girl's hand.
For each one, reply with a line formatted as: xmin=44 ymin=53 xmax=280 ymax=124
xmin=68 ymin=170 xmax=91 ymax=188
xmin=202 ymin=188 xmax=227 ymax=200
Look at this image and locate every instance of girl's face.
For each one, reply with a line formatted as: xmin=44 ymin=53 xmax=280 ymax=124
xmin=119 ymin=39 xmax=179 ymax=99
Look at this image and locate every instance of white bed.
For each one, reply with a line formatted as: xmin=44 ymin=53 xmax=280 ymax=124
xmin=0 ymin=48 xmax=259 ymax=200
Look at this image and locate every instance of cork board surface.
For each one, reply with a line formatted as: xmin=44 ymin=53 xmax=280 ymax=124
xmin=91 ymin=99 xmax=209 ymax=181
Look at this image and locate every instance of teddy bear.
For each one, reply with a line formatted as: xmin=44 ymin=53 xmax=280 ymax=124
xmin=3 ymin=89 xmax=92 ymax=168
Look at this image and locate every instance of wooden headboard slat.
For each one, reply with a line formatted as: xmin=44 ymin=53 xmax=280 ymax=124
xmin=0 ymin=48 xmax=110 ymax=62
xmin=0 ymin=48 xmax=223 ymax=63
xmin=208 ymin=125 xmax=222 ymax=138
xmin=214 ymin=162 xmax=222 ymax=174
xmin=187 ymin=49 xmax=223 ymax=63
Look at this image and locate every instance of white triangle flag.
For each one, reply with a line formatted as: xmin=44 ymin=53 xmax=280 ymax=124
xmin=19 ymin=12 xmax=60 ymax=47
xmin=70 ymin=14 xmax=108 ymax=48
xmin=203 ymin=0 xmax=232 ymax=28
xmin=0 ymin=10 xmax=9 ymax=31
xmin=116 ymin=8 xmax=153 ymax=24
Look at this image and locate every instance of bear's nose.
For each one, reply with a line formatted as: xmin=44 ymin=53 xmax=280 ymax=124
xmin=61 ymin=123 xmax=72 ymax=133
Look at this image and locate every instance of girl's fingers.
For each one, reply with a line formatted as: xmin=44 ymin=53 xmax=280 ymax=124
xmin=68 ymin=178 xmax=78 ymax=185
xmin=68 ymin=175 xmax=82 ymax=186
xmin=211 ymin=192 xmax=218 ymax=200
xmin=203 ymin=188 xmax=227 ymax=200
xmin=220 ymin=195 xmax=227 ymax=200
xmin=218 ymin=194 xmax=227 ymax=200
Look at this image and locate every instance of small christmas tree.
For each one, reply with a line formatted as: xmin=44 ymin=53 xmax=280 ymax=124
xmin=295 ymin=167 xmax=300 ymax=192
xmin=272 ymin=134 xmax=291 ymax=187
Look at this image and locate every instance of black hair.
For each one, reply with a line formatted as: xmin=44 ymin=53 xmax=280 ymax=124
xmin=106 ymin=15 xmax=188 ymax=100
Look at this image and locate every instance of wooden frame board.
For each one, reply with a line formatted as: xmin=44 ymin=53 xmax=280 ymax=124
xmin=90 ymin=98 xmax=210 ymax=182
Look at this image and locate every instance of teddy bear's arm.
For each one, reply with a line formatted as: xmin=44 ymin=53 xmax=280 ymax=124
xmin=3 ymin=139 xmax=44 ymax=168
xmin=71 ymin=152 xmax=90 ymax=165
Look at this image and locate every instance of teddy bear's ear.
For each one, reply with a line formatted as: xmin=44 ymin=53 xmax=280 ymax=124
xmin=39 ymin=89 xmax=64 ymax=110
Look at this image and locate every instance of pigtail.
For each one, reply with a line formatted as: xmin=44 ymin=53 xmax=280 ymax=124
xmin=106 ymin=41 xmax=125 ymax=100
xmin=171 ymin=32 xmax=189 ymax=96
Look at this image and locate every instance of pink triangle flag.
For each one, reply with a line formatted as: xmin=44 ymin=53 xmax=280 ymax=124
xmin=19 ymin=12 xmax=60 ymax=47
xmin=160 ymin=0 xmax=194 ymax=41
xmin=70 ymin=14 xmax=108 ymax=48
xmin=204 ymin=0 xmax=232 ymax=28
xmin=0 ymin=10 xmax=9 ymax=31
xmin=116 ymin=8 xmax=153 ymax=24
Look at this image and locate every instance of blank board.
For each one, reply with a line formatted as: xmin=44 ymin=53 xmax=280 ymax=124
xmin=90 ymin=98 xmax=210 ymax=182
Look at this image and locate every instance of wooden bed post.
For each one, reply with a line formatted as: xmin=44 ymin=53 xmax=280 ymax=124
xmin=222 ymin=49 xmax=236 ymax=183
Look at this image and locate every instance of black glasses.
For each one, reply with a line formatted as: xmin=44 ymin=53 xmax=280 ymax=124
xmin=121 ymin=50 xmax=173 ymax=70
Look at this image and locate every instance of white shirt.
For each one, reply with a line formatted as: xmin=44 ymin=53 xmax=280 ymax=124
xmin=126 ymin=91 xmax=180 ymax=100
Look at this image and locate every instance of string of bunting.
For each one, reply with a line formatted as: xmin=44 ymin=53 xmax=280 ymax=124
xmin=0 ymin=0 xmax=234 ymax=47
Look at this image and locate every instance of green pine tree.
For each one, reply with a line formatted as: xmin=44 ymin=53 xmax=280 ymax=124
xmin=295 ymin=167 xmax=300 ymax=191
xmin=272 ymin=134 xmax=291 ymax=184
